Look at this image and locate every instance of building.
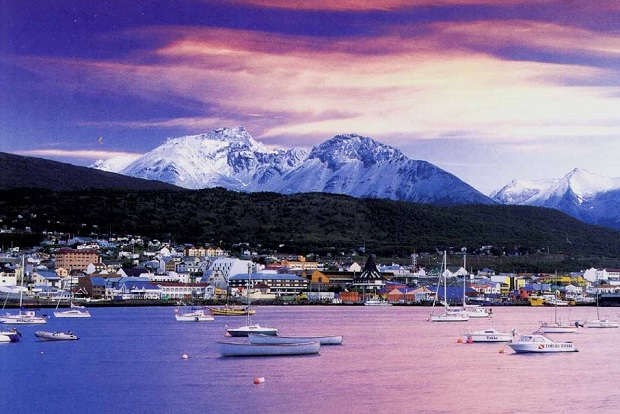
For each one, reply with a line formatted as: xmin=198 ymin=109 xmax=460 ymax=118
xmin=54 ymin=248 xmax=99 ymax=271
xmin=228 ymin=272 xmax=309 ymax=297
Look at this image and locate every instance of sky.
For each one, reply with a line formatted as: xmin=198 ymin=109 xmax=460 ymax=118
xmin=2 ymin=0 xmax=620 ymax=195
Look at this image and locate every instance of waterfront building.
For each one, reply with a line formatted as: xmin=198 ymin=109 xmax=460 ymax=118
xmin=228 ymin=272 xmax=309 ymax=297
xmin=352 ymin=255 xmax=387 ymax=294
xmin=54 ymin=248 xmax=99 ymax=271
xmin=157 ymin=282 xmax=214 ymax=300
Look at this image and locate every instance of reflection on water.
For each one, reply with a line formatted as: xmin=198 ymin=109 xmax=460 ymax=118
xmin=1 ymin=305 xmax=619 ymax=414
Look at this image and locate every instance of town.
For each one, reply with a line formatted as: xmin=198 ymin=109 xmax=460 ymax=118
xmin=2 ymin=232 xmax=620 ymax=308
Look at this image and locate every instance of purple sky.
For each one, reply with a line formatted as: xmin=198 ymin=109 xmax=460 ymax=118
xmin=2 ymin=0 xmax=620 ymax=194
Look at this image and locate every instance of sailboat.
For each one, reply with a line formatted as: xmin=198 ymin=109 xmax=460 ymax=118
xmin=459 ymin=249 xmax=491 ymax=318
xmin=0 ymin=256 xmax=47 ymax=325
xmin=538 ymin=291 xmax=577 ymax=333
xmin=225 ymin=264 xmax=278 ymax=337
xmin=429 ymin=251 xmax=469 ymax=322
xmin=584 ymin=281 xmax=619 ymax=328
xmin=54 ymin=285 xmax=91 ymax=318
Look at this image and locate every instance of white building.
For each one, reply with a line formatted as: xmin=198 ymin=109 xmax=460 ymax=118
xmin=207 ymin=258 xmax=253 ymax=287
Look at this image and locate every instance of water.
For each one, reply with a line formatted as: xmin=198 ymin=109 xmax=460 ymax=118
xmin=1 ymin=305 xmax=619 ymax=414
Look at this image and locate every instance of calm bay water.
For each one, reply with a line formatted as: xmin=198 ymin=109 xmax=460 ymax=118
xmin=2 ymin=305 xmax=619 ymax=414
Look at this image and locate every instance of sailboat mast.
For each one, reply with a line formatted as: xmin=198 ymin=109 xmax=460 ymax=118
xmin=462 ymin=248 xmax=467 ymax=307
xmin=443 ymin=251 xmax=447 ymax=308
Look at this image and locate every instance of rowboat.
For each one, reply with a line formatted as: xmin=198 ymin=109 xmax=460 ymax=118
xmin=217 ymin=341 xmax=320 ymax=357
xmin=34 ymin=330 xmax=79 ymax=341
xmin=248 ymin=333 xmax=343 ymax=345
xmin=507 ymin=333 xmax=577 ymax=353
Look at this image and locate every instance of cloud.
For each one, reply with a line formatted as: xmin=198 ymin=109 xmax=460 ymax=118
xmin=8 ymin=22 xmax=620 ymax=150
xmin=213 ymin=0 xmax=553 ymax=12
xmin=17 ymin=149 xmax=142 ymax=161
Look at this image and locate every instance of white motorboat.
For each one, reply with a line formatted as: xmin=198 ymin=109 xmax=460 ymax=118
xmin=226 ymin=324 xmax=278 ymax=337
xmin=54 ymin=304 xmax=91 ymax=318
xmin=464 ymin=328 xmax=515 ymax=343
xmin=218 ymin=341 xmax=320 ymax=357
xmin=0 ymin=328 xmax=21 ymax=343
xmin=364 ymin=298 xmax=391 ymax=306
xmin=462 ymin=304 xmax=492 ymax=318
xmin=175 ymin=308 xmax=214 ymax=322
xmin=248 ymin=333 xmax=343 ymax=345
xmin=1 ymin=310 xmax=48 ymax=325
xmin=508 ymin=333 xmax=578 ymax=353
xmin=34 ymin=330 xmax=79 ymax=341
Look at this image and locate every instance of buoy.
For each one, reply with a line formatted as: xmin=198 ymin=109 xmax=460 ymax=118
xmin=456 ymin=338 xmax=463 ymax=344
xmin=182 ymin=354 xmax=189 ymax=360
xmin=499 ymin=348 xmax=505 ymax=354
xmin=253 ymin=377 xmax=265 ymax=384
xmin=467 ymin=337 xmax=473 ymax=344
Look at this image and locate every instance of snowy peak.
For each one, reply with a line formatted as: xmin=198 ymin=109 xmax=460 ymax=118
xmin=92 ymin=127 xmax=492 ymax=206
xmin=491 ymin=168 xmax=620 ymax=229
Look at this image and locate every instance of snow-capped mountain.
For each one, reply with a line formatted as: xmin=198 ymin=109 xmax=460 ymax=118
xmin=491 ymin=169 xmax=620 ymax=229
xmin=92 ymin=127 xmax=492 ymax=206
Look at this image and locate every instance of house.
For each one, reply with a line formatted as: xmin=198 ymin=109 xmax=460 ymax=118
xmin=352 ymin=255 xmax=387 ymax=293
xmin=228 ymin=272 xmax=308 ymax=297
xmin=31 ymin=267 xmax=61 ymax=288
xmin=157 ymin=282 xmax=214 ymax=300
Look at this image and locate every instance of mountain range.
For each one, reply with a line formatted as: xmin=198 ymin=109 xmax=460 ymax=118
xmin=491 ymin=168 xmax=620 ymax=229
xmin=93 ymin=126 xmax=492 ymax=206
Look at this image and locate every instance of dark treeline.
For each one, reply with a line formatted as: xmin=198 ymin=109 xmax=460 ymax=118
xmin=2 ymin=187 xmax=620 ymax=271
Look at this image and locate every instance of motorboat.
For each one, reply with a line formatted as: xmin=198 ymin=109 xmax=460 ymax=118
xmin=209 ymin=306 xmax=255 ymax=316
xmin=0 ymin=328 xmax=21 ymax=343
xmin=508 ymin=333 xmax=578 ymax=353
xmin=462 ymin=304 xmax=492 ymax=318
xmin=248 ymin=333 xmax=343 ymax=345
xmin=226 ymin=324 xmax=278 ymax=337
xmin=464 ymin=328 xmax=515 ymax=343
xmin=430 ymin=308 xmax=469 ymax=322
xmin=1 ymin=310 xmax=48 ymax=325
xmin=218 ymin=341 xmax=320 ymax=357
xmin=34 ymin=330 xmax=79 ymax=341
xmin=364 ymin=298 xmax=392 ymax=306
xmin=54 ymin=304 xmax=91 ymax=318
xmin=175 ymin=308 xmax=214 ymax=322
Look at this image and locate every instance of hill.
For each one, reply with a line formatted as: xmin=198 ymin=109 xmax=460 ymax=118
xmin=0 ymin=152 xmax=181 ymax=191
xmin=1 ymin=187 xmax=620 ymax=270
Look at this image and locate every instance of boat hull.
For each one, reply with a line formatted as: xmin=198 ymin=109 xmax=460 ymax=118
xmin=248 ymin=333 xmax=343 ymax=345
xmin=218 ymin=341 xmax=320 ymax=357
xmin=0 ymin=331 xmax=20 ymax=342
xmin=226 ymin=324 xmax=278 ymax=337
xmin=584 ymin=319 xmax=619 ymax=328
xmin=538 ymin=323 xmax=577 ymax=334
xmin=508 ymin=334 xmax=578 ymax=353
xmin=209 ymin=307 xmax=255 ymax=316
xmin=465 ymin=329 xmax=513 ymax=342
xmin=54 ymin=310 xmax=91 ymax=318
xmin=35 ymin=331 xmax=79 ymax=341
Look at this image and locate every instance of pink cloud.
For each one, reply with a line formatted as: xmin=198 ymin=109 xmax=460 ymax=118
xmin=210 ymin=0 xmax=553 ymax=12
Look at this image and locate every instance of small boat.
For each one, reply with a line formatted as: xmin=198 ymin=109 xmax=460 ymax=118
xmin=508 ymin=333 xmax=578 ymax=353
xmin=584 ymin=281 xmax=619 ymax=328
xmin=0 ymin=328 xmax=21 ymax=343
xmin=429 ymin=251 xmax=469 ymax=322
xmin=34 ymin=330 xmax=79 ymax=341
xmin=364 ymin=298 xmax=391 ymax=306
xmin=209 ymin=306 xmax=255 ymax=316
xmin=54 ymin=304 xmax=91 ymax=318
xmin=218 ymin=341 xmax=320 ymax=357
xmin=462 ymin=304 xmax=492 ymax=318
xmin=538 ymin=321 xmax=578 ymax=334
xmin=226 ymin=324 xmax=278 ymax=337
xmin=248 ymin=333 xmax=343 ymax=345
xmin=175 ymin=308 xmax=214 ymax=322
xmin=1 ymin=310 xmax=48 ymax=325
xmin=464 ymin=328 xmax=515 ymax=343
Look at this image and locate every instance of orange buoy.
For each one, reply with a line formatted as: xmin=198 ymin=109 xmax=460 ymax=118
xmin=499 ymin=348 xmax=505 ymax=354
xmin=457 ymin=338 xmax=463 ymax=343
xmin=254 ymin=377 xmax=265 ymax=384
